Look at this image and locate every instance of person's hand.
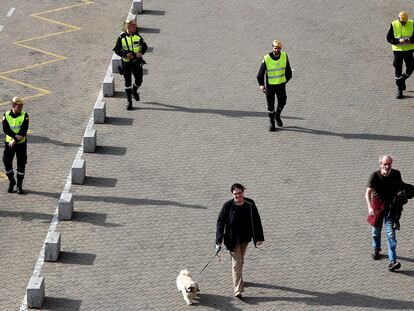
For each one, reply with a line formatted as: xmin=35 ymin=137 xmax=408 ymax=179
xmin=399 ymin=38 xmax=409 ymax=43
xmin=368 ymin=208 xmax=374 ymax=216
xmin=8 ymin=139 xmax=16 ymax=148
xmin=256 ymin=241 xmax=264 ymax=246
xmin=214 ymin=243 xmax=222 ymax=253
xmin=15 ymin=135 xmax=23 ymax=141
xmin=260 ymin=85 xmax=266 ymax=93
xmin=126 ymin=53 xmax=135 ymax=60
xmin=135 ymin=52 xmax=143 ymax=58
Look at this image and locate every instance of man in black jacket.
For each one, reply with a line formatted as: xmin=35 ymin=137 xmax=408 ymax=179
xmin=386 ymin=11 xmax=414 ymax=99
xmin=216 ymin=183 xmax=264 ymax=298
xmin=113 ymin=17 xmax=148 ymax=110
xmin=257 ymin=40 xmax=292 ymax=131
xmin=2 ymin=97 xmax=29 ymax=194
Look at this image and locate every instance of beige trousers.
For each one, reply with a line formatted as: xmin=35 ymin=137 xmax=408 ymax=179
xmin=230 ymin=241 xmax=249 ymax=293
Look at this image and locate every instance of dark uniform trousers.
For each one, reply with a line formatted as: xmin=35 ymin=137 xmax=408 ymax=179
xmin=394 ymin=51 xmax=414 ymax=89
xmin=123 ymin=60 xmax=143 ymax=91
xmin=3 ymin=142 xmax=27 ymax=177
xmin=266 ymin=83 xmax=287 ymax=114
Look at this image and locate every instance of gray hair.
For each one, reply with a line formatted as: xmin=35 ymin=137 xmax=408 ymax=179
xmin=379 ymin=154 xmax=393 ymax=164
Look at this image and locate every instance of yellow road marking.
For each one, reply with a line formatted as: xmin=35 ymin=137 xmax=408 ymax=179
xmin=0 ymin=0 xmax=93 ymax=104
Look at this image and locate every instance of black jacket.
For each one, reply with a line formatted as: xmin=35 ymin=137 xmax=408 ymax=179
xmin=113 ymin=31 xmax=148 ymax=59
xmin=216 ymin=198 xmax=264 ymax=252
xmin=386 ymin=23 xmax=414 ymax=46
xmin=389 ymin=182 xmax=414 ymax=230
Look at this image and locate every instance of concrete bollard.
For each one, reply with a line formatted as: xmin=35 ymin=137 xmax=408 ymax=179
xmin=83 ymin=126 xmax=97 ymax=153
xmin=27 ymin=276 xmax=45 ymax=309
xmin=44 ymin=231 xmax=61 ymax=262
xmin=112 ymin=53 xmax=122 ymax=74
xmin=93 ymin=99 xmax=106 ymax=124
xmin=71 ymin=159 xmax=86 ymax=185
xmin=103 ymin=72 xmax=114 ymax=97
xmin=58 ymin=192 xmax=73 ymax=220
xmin=131 ymin=0 xmax=143 ymax=14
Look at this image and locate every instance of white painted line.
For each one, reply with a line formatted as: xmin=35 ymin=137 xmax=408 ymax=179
xmin=6 ymin=7 xmax=15 ymax=17
xmin=0 ymin=25 xmax=3 ymax=32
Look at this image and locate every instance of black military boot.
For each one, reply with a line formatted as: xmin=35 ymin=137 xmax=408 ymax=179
xmin=275 ymin=108 xmax=283 ymax=127
xmin=132 ymin=84 xmax=140 ymax=101
xmin=6 ymin=172 xmax=16 ymax=193
xmin=396 ymin=78 xmax=404 ymax=99
xmin=126 ymin=89 xmax=133 ymax=110
xmin=16 ymin=174 xmax=24 ymax=195
xmin=268 ymin=112 xmax=276 ymax=132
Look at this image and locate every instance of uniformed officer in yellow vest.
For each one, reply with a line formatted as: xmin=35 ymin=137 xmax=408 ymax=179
xmin=113 ymin=17 xmax=148 ymax=110
xmin=387 ymin=11 xmax=414 ymax=99
xmin=257 ymin=40 xmax=292 ymax=131
xmin=2 ymin=97 xmax=29 ymax=194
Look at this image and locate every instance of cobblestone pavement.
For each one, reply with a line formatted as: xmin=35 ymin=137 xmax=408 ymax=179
xmin=2 ymin=0 xmax=414 ymax=310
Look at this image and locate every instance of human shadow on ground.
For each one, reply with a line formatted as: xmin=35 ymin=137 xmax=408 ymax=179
xmin=241 ymin=282 xmax=414 ymax=309
xmin=140 ymin=102 xmax=303 ymax=120
xmin=27 ymin=134 xmax=79 ymax=147
xmin=58 ymin=251 xmax=96 ymax=265
xmin=197 ymin=293 xmax=243 ymax=311
xmin=25 ymin=190 xmax=207 ymax=209
xmin=281 ymin=126 xmax=414 ymax=142
xmin=42 ymin=297 xmax=82 ymax=310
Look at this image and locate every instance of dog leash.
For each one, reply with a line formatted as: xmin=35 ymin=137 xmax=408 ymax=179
xmin=195 ymin=247 xmax=222 ymax=279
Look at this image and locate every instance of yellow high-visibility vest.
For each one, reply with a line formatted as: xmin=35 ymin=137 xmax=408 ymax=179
xmin=121 ymin=34 xmax=143 ymax=62
xmin=264 ymin=52 xmax=287 ymax=85
xmin=392 ymin=19 xmax=414 ymax=51
xmin=5 ymin=110 xmax=26 ymax=143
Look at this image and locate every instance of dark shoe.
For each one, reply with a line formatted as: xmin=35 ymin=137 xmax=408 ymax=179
xmin=275 ymin=116 xmax=283 ymax=127
xmin=396 ymin=92 xmax=404 ymax=99
xmin=372 ymin=249 xmax=380 ymax=260
xmin=132 ymin=90 xmax=140 ymax=101
xmin=8 ymin=180 xmax=16 ymax=193
xmin=17 ymin=185 xmax=24 ymax=195
xmin=126 ymin=102 xmax=133 ymax=110
xmin=388 ymin=261 xmax=401 ymax=272
xmin=268 ymin=122 xmax=276 ymax=132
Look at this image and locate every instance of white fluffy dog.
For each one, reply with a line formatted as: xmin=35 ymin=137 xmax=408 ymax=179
xmin=176 ymin=269 xmax=199 ymax=305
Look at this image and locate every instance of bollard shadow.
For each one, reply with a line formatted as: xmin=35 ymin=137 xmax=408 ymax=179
xmin=105 ymin=116 xmax=134 ymax=126
xmin=95 ymin=145 xmax=127 ymax=156
xmin=83 ymin=176 xmax=117 ymax=187
xmin=197 ymin=293 xmax=243 ymax=311
xmin=29 ymin=134 xmax=80 ymax=147
xmin=398 ymin=270 xmax=414 ymax=277
xmin=140 ymin=102 xmax=303 ymax=120
xmin=142 ymin=9 xmax=166 ymax=15
xmin=59 ymin=251 xmax=96 ymax=265
xmin=42 ymin=297 xmax=82 ymax=310
xmin=139 ymin=27 xmax=160 ymax=33
xmin=282 ymin=126 xmax=414 ymax=142
xmin=241 ymin=282 xmax=414 ymax=309
xmin=72 ymin=211 xmax=122 ymax=227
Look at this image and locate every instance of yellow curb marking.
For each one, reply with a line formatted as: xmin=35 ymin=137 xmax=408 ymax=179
xmin=0 ymin=172 xmax=7 ymax=181
xmin=0 ymin=0 xmax=94 ymax=106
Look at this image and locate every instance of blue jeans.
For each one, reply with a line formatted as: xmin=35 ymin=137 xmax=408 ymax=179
xmin=372 ymin=215 xmax=397 ymax=262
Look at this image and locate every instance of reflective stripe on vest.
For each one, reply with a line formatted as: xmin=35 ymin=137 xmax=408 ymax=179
xmin=5 ymin=111 xmax=26 ymax=143
xmin=121 ymin=34 xmax=142 ymax=62
xmin=392 ymin=19 xmax=414 ymax=51
xmin=264 ymin=52 xmax=287 ymax=85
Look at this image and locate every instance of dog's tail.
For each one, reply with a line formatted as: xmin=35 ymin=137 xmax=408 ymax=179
xmin=179 ymin=269 xmax=192 ymax=277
